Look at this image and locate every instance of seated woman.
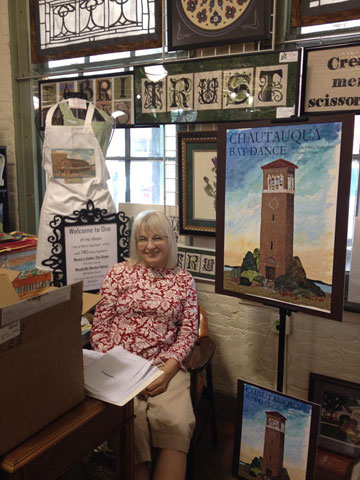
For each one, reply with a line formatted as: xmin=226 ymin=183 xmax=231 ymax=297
xmin=90 ymin=210 xmax=198 ymax=480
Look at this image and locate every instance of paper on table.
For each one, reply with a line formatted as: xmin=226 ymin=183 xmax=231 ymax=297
xmin=83 ymin=347 xmax=163 ymax=406
xmin=83 ymin=349 xmax=103 ymax=368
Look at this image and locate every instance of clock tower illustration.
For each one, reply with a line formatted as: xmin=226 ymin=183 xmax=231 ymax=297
xmin=259 ymin=159 xmax=298 ymax=281
xmin=262 ymin=411 xmax=287 ymax=478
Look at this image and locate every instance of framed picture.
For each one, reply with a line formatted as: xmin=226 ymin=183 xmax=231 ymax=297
xmin=42 ymin=200 xmax=130 ymax=292
xmin=167 ymin=0 xmax=272 ymax=51
xmin=177 ymin=245 xmax=216 ymax=282
xmin=302 ymin=43 xmax=360 ymax=116
xmin=134 ymin=49 xmax=300 ymax=125
xmin=39 ymin=72 xmax=134 ymax=129
xmin=215 ymin=114 xmax=354 ymax=321
xmin=178 ymin=131 xmax=217 ymax=236
xmin=291 ymin=0 xmax=360 ymax=28
xmin=233 ymin=379 xmax=320 ymax=479
xmin=29 ymin=0 xmax=162 ymax=64
xmin=309 ymin=373 xmax=360 ymax=458
xmin=346 ymin=456 xmax=360 ymax=480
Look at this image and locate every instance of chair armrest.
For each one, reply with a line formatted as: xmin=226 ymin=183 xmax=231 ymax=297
xmin=186 ymin=337 xmax=216 ymax=374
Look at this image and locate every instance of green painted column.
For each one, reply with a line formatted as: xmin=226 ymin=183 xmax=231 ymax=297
xmin=8 ymin=0 xmax=40 ymax=234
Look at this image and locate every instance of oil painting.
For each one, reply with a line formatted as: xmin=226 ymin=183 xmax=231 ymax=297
xmin=216 ymin=115 xmax=354 ymax=321
xmin=233 ymin=380 xmax=320 ymax=480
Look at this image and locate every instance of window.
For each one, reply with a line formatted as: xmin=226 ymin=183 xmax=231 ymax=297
xmin=106 ymin=125 xmax=177 ymax=208
xmin=346 ymin=116 xmax=360 ymax=271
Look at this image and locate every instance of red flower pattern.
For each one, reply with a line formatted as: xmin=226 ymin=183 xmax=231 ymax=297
xmin=91 ymin=262 xmax=198 ymax=369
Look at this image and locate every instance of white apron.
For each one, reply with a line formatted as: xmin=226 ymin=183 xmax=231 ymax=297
xmin=36 ymin=101 xmax=116 ymax=270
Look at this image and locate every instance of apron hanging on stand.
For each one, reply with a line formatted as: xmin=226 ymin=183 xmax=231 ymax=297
xmin=36 ymin=100 xmax=116 ymax=270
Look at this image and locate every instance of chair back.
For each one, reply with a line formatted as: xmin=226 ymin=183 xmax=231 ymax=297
xmin=198 ymin=306 xmax=209 ymax=340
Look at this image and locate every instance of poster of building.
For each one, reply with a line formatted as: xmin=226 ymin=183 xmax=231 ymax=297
xmin=216 ymin=115 xmax=354 ymax=321
xmin=233 ymin=381 xmax=320 ymax=480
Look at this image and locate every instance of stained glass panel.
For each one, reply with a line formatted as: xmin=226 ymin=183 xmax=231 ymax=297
xmin=30 ymin=0 xmax=161 ymax=64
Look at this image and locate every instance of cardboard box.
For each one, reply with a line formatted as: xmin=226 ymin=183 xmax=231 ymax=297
xmin=0 ymin=272 xmax=94 ymax=455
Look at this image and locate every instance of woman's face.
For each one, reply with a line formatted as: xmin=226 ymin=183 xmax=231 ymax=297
xmin=137 ymin=224 xmax=169 ymax=269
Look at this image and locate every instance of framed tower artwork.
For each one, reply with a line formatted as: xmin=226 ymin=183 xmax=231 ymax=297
xmin=216 ymin=114 xmax=355 ymax=321
xmin=232 ymin=380 xmax=320 ymax=479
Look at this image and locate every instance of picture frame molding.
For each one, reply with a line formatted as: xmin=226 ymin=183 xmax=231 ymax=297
xmin=233 ymin=379 xmax=320 ymax=479
xmin=309 ymin=373 xmax=360 ymax=458
xmin=178 ymin=131 xmax=217 ymax=237
xmin=41 ymin=200 xmax=130 ymax=292
xmin=291 ymin=0 xmax=360 ymax=28
xmin=302 ymin=42 xmax=360 ymax=116
xmin=29 ymin=0 xmax=162 ymax=64
xmin=215 ymin=114 xmax=355 ymax=321
xmin=167 ymin=0 xmax=272 ymax=51
xmin=38 ymin=71 xmax=135 ymax=130
xmin=134 ymin=49 xmax=301 ymax=125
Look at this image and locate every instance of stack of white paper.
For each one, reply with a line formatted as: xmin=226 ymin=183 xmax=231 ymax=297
xmin=83 ymin=346 xmax=163 ymax=406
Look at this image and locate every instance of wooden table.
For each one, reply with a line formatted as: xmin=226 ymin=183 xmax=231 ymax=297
xmin=0 ymin=397 xmax=134 ymax=480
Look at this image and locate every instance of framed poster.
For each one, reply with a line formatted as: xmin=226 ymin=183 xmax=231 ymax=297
xmin=178 ymin=131 xmax=217 ymax=236
xmin=134 ymin=50 xmax=300 ymax=125
xmin=29 ymin=0 xmax=162 ymax=64
xmin=309 ymin=373 xmax=360 ymax=458
xmin=292 ymin=0 xmax=360 ymax=28
xmin=233 ymin=379 xmax=320 ymax=479
xmin=215 ymin=114 xmax=354 ymax=321
xmin=167 ymin=0 xmax=271 ymax=51
xmin=42 ymin=200 xmax=130 ymax=292
xmin=39 ymin=72 xmax=134 ymax=129
xmin=303 ymin=43 xmax=360 ymax=115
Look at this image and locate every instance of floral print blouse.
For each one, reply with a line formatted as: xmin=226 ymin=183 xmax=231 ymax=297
xmin=90 ymin=262 xmax=198 ymax=369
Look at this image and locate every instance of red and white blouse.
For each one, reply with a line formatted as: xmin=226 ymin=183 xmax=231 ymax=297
xmin=90 ymin=262 xmax=198 ymax=369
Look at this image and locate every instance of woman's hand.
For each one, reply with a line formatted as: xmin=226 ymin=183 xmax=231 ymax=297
xmin=141 ymin=359 xmax=180 ymax=397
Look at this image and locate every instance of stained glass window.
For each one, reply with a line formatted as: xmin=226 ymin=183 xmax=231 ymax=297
xmin=30 ymin=0 xmax=161 ymax=64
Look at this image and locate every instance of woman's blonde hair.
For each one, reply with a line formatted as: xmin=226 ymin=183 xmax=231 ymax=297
xmin=128 ymin=210 xmax=178 ymax=268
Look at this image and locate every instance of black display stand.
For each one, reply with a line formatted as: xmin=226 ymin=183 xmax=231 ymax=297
xmin=276 ymin=307 xmax=293 ymax=392
xmin=0 ymin=146 xmax=10 ymax=232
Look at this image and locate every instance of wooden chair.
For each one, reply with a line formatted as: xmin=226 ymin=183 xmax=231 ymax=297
xmin=186 ymin=306 xmax=217 ymax=480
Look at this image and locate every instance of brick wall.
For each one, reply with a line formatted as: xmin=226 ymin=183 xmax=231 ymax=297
xmin=196 ymin=279 xmax=360 ymax=401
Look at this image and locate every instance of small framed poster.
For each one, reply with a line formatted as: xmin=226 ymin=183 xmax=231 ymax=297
xmin=309 ymin=373 xmax=360 ymax=458
xmin=233 ymin=379 xmax=320 ymax=479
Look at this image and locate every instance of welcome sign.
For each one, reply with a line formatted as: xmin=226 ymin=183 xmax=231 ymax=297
xmin=303 ymin=43 xmax=360 ymax=114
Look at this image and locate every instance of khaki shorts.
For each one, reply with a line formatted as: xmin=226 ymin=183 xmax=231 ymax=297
xmin=133 ymin=369 xmax=195 ymax=464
